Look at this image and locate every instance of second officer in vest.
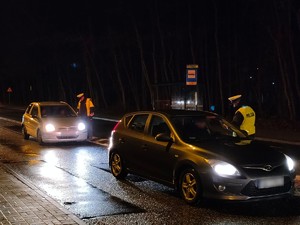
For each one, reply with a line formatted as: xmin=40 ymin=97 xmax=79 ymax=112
xmin=77 ymin=93 xmax=95 ymax=140
xmin=228 ymin=95 xmax=256 ymax=139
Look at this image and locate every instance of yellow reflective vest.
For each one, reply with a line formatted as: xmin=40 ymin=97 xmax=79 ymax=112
xmin=77 ymin=98 xmax=94 ymax=117
xmin=236 ymin=106 xmax=256 ymax=136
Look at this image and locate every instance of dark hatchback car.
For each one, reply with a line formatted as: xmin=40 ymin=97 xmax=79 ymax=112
xmin=108 ymin=110 xmax=295 ymax=205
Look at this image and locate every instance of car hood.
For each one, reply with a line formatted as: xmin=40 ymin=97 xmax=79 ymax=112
xmin=191 ymin=139 xmax=286 ymax=167
xmin=41 ymin=117 xmax=83 ymax=127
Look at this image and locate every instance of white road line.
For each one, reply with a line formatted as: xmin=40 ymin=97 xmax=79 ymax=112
xmin=93 ymin=117 xmax=119 ymax=122
xmin=0 ymin=117 xmax=21 ymax=125
xmin=255 ymin=137 xmax=300 ymax=146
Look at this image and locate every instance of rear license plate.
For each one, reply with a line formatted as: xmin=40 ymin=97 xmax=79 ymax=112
xmin=257 ymin=177 xmax=284 ymax=189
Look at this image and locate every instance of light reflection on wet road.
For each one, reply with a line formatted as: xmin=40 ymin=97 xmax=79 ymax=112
xmin=2 ymin=107 xmax=300 ymax=224
xmin=0 ymin=117 xmax=144 ymax=219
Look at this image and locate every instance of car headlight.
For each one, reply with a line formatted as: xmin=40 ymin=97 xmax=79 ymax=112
xmin=208 ymin=160 xmax=241 ymax=177
xmin=285 ymin=154 xmax=295 ymax=171
xmin=78 ymin=122 xmax=86 ymax=131
xmin=45 ymin=123 xmax=55 ymax=132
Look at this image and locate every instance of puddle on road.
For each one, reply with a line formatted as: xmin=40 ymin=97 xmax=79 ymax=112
xmin=5 ymin=161 xmax=145 ymax=219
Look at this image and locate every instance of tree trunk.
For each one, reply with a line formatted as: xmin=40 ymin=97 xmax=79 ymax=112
xmin=135 ymin=24 xmax=155 ymax=110
xmin=120 ymin=51 xmax=140 ymax=110
xmin=113 ymin=54 xmax=126 ymax=111
xmin=213 ymin=0 xmax=224 ymax=115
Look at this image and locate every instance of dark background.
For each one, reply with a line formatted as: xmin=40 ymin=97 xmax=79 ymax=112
xmin=1 ymin=0 xmax=300 ymax=120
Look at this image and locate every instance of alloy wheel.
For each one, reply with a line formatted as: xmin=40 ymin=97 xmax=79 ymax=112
xmin=111 ymin=152 xmax=127 ymax=179
xmin=180 ymin=169 xmax=201 ymax=205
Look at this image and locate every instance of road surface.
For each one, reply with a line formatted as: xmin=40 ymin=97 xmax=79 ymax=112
xmin=1 ymin=106 xmax=300 ymax=225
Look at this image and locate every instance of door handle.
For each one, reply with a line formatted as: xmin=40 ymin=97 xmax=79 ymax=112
xmin=142 ymin=144 xmax=148 ymax=150
xmin=119 ymin=138 xmax=125 ymax=143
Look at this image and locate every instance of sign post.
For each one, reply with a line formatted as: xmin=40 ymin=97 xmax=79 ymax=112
xmin=186 ymin=65 xmax=198 ymax=110
xmin=186 ymin=64 xmax=198 ymax=86
xmin=7 ymin=87 xmax=13 ymax=105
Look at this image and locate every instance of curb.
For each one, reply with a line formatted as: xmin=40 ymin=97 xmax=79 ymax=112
xmin=0 ymin=163 xmax=86 ymax=225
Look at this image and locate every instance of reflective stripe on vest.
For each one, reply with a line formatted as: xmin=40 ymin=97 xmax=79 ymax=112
xmin=236 ymin=106 xmax=256 ymax=135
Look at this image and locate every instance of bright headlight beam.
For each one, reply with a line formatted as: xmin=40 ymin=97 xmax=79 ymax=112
xmin=214 ymin=164 xmax=238 ymax=176
xmin=208 ymin=160 xmax=240 ymax=177
xmin=78 ymin=122 xmax=86 ymax=131
xmin=45 ymin=123 xmax=55 ymax=132
xmin=285 ymin=154 xmax=295 ymax=171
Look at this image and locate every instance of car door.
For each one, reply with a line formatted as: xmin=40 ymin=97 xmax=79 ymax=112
xmin=23 ymin=104 xmax=33 ymax=133
xmin=120 ymin=113 xmax=150 ymax=174
xmin=27 ymin=105 xmax=40 ymax=137
xmin=141 ymin=114 xmax=178 ymax=183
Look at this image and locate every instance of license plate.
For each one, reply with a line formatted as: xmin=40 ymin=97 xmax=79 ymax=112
xmin=257 ymin=177 xmax=284 ymax=189
xmin=61 ymin=130 xmax=76 ymax=135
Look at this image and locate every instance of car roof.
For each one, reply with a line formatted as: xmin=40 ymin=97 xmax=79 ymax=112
xmin=30 ymin=101 xmax=70 ymax=106
xmin=124 ymin=110 xmax=219 ymax=118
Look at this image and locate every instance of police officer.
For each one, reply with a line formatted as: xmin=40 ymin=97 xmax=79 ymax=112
xmin=228 ymin=95 xmax=255 ymax=139
xmin=77 ymin=93 xmax=95 ymax=139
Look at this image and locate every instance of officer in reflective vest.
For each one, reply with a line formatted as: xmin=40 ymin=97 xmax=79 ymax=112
xmin=77 ymin=93 xmax=95 ymax=139
xmin=228 ymin=95 xmax=255 ymax=139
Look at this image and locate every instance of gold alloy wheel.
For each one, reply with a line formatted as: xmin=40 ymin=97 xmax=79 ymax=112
xmin=111 ymin=153 xmax=122 ymax=176
xmin=181 ymin=172 xmax=198 ymax=201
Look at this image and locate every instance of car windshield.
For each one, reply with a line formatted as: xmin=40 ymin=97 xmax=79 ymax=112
xmin=170 ymin=115 xmax=247 ymax=143
xmin=41 ymin=105 xmax=76 ymax=118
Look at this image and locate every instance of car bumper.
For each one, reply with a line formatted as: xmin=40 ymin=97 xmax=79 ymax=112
xmin=201 ymin=173 xmax=295 ymax=201
xmin=41 ymin=130 xmax=88 ymax=143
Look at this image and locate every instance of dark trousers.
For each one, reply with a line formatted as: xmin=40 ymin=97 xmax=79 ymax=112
xmin=81 ymin=116 xmax=93 ymax=139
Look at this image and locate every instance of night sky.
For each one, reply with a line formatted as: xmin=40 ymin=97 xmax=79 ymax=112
xmin=1 ymin=0 xmax=300 ymax=119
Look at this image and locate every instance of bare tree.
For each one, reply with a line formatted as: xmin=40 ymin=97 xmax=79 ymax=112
xmin=134 ymin=23 xmax=155 ymax=110
xmin=213 ymin=0 xmax=224 ymax=115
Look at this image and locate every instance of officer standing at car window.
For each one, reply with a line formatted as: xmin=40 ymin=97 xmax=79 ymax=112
xmin=77 ymin=93 xmax=95 ymax=140
xmin=228 ymin=95 xmax=255 ymax=139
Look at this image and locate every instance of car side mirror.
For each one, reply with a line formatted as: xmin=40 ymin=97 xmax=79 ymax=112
xmin=155 ymin=133 xmax=173 ymax=142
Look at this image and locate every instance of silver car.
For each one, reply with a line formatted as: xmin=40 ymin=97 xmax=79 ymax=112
xmin=22 ymin=101 xmax=87 ymax=144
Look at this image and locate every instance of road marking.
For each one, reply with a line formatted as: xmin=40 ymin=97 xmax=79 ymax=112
xmin=93 ymin=117 xmax=119 ymax=122
xmin=88 ymin=138 xmax=109 ymax=147
xmin=0 ymin=117 xmax=21 ymax=125
xmin=255 ymin=137 xmax=300 ymax=146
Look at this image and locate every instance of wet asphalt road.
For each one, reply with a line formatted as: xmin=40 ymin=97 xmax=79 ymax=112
xmin=1 ymin=106 xmax=300 ymax=224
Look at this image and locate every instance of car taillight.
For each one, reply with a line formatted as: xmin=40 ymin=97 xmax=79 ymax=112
xmin=112 ymin=120 xmax=121 ymax=132
xmin=109 ymin=120 xmax=121 ymax=150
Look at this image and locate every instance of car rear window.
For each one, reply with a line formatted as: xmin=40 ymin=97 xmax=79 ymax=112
xmin=128 ymin=114 xmax=148 ymax=133
xmin=124 ymin=115 xmax=133 ymax=127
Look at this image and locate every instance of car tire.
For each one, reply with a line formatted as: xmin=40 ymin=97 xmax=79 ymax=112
xmin=37 ymin=130 xmax=44 ymax=145
xmin=110 ymin=152 xmax=127 ymax=179
xmin=22 ymin=126 xmax=29 ymax=140
xmin=179 ymin=168 xmax=202 ymax=205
